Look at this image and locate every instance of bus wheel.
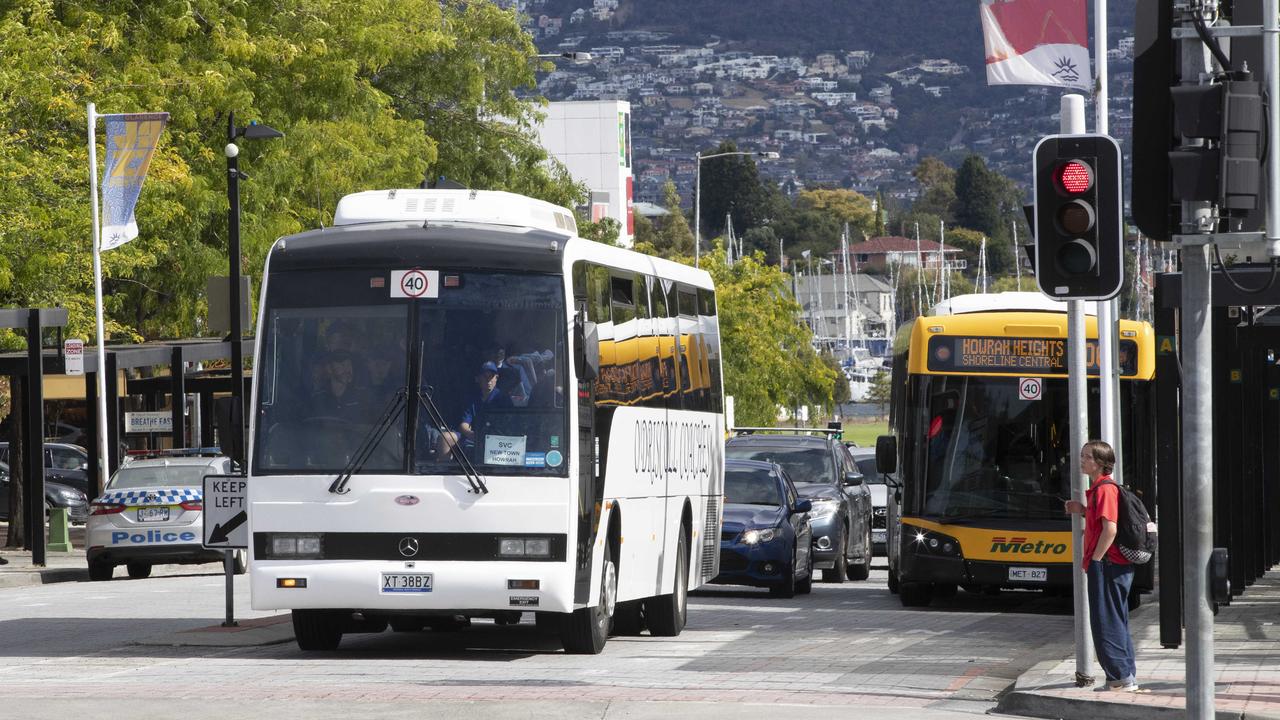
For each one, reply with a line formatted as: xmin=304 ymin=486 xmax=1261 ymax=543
xmin=848 ymin=526 xmax=872 ymax=581
xmin=647 ymin=523 xmax=689 ymax=636
xmin=611 ymin=600 xmax=645 ymax=636
xmin=561 ymin=542 xmax=615 ymax=654
xmin=900 ymin=582 xmax=934 ymax=608
xmin=934 ymin=582 xmax=958 ymax=599
xmin=293 ymin=610 xmax=343 ymax=651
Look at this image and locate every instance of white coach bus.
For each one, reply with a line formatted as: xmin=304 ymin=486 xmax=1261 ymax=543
xmin=246 ymin=188 xmax=725 ymax=654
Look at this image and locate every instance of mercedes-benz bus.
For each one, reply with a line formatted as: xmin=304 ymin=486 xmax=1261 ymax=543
xmin=880 ymin=293 xmax=1155 ymax=607
xmin=245 ymin=189 xmax=725 ymax=653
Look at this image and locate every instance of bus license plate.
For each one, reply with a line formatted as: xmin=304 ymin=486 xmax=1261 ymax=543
xmin=1008 ymin=566 xmax=1048 ymax=582
xmin=137 ymin=507 xmax=170 ymax=523
xmin=381 ymin=572 xmax=433 ymax=593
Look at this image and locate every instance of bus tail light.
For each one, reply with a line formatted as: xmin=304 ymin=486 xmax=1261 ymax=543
xmin=507 ymin=579 xmax=540 ymax=590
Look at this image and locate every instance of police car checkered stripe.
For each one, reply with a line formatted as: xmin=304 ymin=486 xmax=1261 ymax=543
xmin=99 ymin=488 xmax=201 ymax=505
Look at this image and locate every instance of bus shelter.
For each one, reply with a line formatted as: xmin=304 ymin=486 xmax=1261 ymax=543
xmin=0 ymin=320 xmax=250 ymax=565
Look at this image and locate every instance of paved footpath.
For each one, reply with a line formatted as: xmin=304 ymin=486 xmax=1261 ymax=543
xmin=998 ymin=566 xmax=1280 ymax=720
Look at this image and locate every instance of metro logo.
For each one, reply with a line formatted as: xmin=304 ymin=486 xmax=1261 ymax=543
xmin=990 ymin=537 xmax=1068 ymax=555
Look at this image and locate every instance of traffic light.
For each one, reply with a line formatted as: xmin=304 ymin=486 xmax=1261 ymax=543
xmin=1032 ymin=134 xmax=1124 ymax=300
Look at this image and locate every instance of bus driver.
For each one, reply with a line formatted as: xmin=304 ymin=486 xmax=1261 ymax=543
xmin=437 ymin=361 xmax=513 ymax=459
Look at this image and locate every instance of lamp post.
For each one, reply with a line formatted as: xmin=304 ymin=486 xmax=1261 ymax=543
xmin=694 ymin=150 xmax=780 ymax=267
xmin=225 ymin=112 xmax=283 ymax=455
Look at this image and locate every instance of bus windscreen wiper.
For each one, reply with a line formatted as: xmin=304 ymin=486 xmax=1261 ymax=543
xmin=330 ymin=388 xmax=408 ymax=494
xmin=416 ymin=388 xmax=488 ymax=495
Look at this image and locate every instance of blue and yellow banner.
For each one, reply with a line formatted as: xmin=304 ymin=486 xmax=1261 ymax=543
xmin=101 ymin=112 xmax=168 ymax=250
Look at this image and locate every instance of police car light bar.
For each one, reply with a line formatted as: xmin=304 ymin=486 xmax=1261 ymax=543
xmin=125 ymin=447 xmax=225 ymax=459
xmin=333 ymin=189 xmax=579 ymax=239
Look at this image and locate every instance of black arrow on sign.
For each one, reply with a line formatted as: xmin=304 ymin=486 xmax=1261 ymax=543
xmin=208 ymin=510 xmax=248 ymax=545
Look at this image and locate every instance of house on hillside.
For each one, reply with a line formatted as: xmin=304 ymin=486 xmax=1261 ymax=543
xmin=848 ymin=236 xmax=966 ymax=273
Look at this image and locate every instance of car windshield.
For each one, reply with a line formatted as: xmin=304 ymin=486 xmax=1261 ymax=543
xmin=724 ymin=468 xmax=783 ymax=506
xmin=922 ymin=377 xmax=1069 ymax=519
xmin=109 ymin=464 xmax=214 ymax=490
xmin=253 ymin=268 xmax=568 ymax=477
xmin=725 ymin=444 xmax=832 ymax=484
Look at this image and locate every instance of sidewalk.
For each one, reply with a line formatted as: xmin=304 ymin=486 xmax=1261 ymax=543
xmin=997 ymin=567 xmax=1280 ymax=720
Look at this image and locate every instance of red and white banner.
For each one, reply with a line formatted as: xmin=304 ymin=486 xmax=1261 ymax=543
xmin=981 ymin=0 xmax=1090 ymax=90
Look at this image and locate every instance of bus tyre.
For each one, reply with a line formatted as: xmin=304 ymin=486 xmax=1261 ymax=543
xmin=647 ymin=524 xmax=689 ymax=637
xmin=900 ymin=582 xmax=934 ymax=608
xmin=934 ymin=582 xmax=958 ymax=599
xmin=293 ymin=610 xmax=343 ymax=651
xmin=561 ymin=542 xmax=616 ymax=654
xmin=848 ymin=525 xmax=872 ymax=581
xmin=126 ymin=562 xmax=152 ymax=579
xmin=611 ymin=600 xmax=645 ymax=636
xmin=88 ymin=560 xmax=113 ymax=582
xmin=822 ymin=530 xmax=849 ymax=583
xmin=796 ymin=549 xmax=814 ymax=595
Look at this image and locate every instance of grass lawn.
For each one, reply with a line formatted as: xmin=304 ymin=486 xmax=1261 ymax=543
xmin=842 ymin=419 xmax=888 ymax=448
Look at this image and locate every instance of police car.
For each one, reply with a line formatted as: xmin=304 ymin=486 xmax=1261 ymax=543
xmin=86 ymin=450 xmax=245 ymax=581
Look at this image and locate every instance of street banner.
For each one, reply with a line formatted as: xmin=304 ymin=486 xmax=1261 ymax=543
xmin=100 ymin=112 xmax=169 ymax=250
xmin=980 ymin=0 xmax=1091 ymax=90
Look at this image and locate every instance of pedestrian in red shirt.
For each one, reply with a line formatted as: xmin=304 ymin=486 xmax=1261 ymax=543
xmin=1064 ymin=440 xmax=1138 ymax=692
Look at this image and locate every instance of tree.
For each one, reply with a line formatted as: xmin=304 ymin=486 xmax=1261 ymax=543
xmin=577 ymin=216 xmax=623 ymax=246
xmin=702 ymin=248 xmax=835 ymax=425
xmin=867 ymin=370 xmax=891 ymax=418
xmin=823 ymin=351 xmax=851 ymax=406
xmin=797 ymin=188 xmax=876 ymax=237
xmin=873 ymin=190 xmax=887 ymax=237
xmin=952 ymin=155 xmax=1004 ymax=239
xmin=696 ymin=141 xmax=766 ymax=239
xmin=910 ymin=157 xmax=956 ymax=220
xmin=655 ymin=181 xmax=694 ymax=257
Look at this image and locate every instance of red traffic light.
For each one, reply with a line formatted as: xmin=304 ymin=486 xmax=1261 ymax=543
xmin=1055 ymin=160 xmax=1094 ymax=195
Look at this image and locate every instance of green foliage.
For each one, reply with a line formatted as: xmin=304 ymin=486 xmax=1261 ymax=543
xmin=867 ymin=370 xmax=891 ymax=416
xmin=797 ymin=188 xmax=875 ymax=237
xmin=909 ymin=157 xmax=956 ymax=220
xmin=702 ymin=248 xmax=835 ymax=425
xmin=577 ymin=215 xmax=623 ymax=246
xmin=822 ymin=351 xmax=851 ymax=406
xmin=0 ymin=0 xmax=582 ymax=342
xmin=696 ymin=141 xmax=765 ymax=239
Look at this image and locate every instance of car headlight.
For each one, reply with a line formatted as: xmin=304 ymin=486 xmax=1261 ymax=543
xmin=741 ymin=528 xmax=778 ymax=545
xmin=808 ymin=500 xmax=841 ymax=518
xmin=57 ymin=488 xmax=81 ymax=501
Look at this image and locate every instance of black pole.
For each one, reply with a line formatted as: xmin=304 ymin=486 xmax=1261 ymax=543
xmin=170 ymin=346 xmax=186 ymax=448
xmin=226 ymin=113 xmax=245 ymax=458
xmin=26 ymin=310 xmax=45 ymax=566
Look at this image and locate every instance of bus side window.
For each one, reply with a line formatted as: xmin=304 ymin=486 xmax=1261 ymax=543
xmin=610 ymin=273 xmax=638 ymax=405
xmin=637 ymin=275 xmax=662 ymax=408
xmin=676 ymin=286 xmax=704 ymax=412
xmin=652 ymin=279 xmax=677 ymax=406
xmin=699 ymin=287 xmax=722 ymax=414
xmin=588 ymin=264 xmax=614 ymax=404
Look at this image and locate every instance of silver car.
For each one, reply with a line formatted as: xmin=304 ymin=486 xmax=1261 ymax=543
xmin=86 ymin=454 xmax=245 ymax=581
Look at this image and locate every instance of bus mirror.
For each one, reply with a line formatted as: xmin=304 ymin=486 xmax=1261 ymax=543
xmin=875 ymin=435 xmax=897 ymax=474
xmin=213 ymin=397 xmax=246 ymax=469
xmin=574 ymin=310 xmax=599 ymax=382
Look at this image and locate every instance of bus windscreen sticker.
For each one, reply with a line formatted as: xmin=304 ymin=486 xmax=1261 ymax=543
xmin=926 ymin=336 xmax=1138 ymax=376
xmin=390 ymin=269 xmax=440 ymax=299
xmin=484 ymin=435 xmax=526 ymax=466
xmin=545 ymin=450 xmax=563 ymax=467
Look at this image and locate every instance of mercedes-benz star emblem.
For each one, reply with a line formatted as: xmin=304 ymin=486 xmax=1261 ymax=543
xmin=398 ymin=537 xmax=420 ymax=558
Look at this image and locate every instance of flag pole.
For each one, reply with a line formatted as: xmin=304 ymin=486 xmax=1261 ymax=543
xmin=87 ymin=102 xmax=111 ymax=493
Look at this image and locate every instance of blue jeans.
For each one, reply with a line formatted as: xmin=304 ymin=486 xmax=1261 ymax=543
xmin=1087 ymin=559 xmax=1137 ymax=684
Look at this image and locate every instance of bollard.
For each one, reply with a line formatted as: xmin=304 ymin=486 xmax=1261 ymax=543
xmin=47 ymin=507 xmax=73 ymax=553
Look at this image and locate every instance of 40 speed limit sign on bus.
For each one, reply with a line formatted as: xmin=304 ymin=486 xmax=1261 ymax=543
xmin=1018 ymin=377 xmax=1043 ymax=401
xmin=391 ymin=269 xmax=439 ymax=299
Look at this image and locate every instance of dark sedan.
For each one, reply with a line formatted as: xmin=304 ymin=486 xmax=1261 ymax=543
xmin=726 ymin=432 xmax=873 ymax=582
xmin=0 ymin=460 xmax=90 ymax=523
xmin=713 ymin=459 xmax=813 ymax=597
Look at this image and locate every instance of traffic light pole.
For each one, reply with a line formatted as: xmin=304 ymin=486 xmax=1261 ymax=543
xmin=1060 ymin=94 xmax=1095 ymax=687
xmin=1178 ymin=15 xmax=1216 ymax=719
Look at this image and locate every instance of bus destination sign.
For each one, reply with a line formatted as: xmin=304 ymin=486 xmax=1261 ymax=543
xmin=926 ymin=336 xmax=1137 ymax=376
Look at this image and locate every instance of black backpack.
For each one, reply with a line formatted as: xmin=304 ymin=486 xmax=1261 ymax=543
xmin=1100 ymin=479 xmax=1157 ymax=564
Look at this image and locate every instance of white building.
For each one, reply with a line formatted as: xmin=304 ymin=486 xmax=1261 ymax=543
xmin=535 ymin=100 xmax=635 ymax=246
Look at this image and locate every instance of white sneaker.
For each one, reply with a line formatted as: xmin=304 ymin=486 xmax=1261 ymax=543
xmin=1109 ymin=683 xmax=1141 ymax=692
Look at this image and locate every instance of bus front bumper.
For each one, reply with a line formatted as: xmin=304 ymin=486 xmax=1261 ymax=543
xmin=250 ymin=560 xmax=578 ymax=614
xmin=901 ymin=553 xmax=1076 ymax=589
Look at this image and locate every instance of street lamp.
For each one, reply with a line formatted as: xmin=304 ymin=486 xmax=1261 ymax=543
xmin=225 ymin=112 xmax=283 ymax=458
xmin=694 ymin=150 xmax=781 ymax=267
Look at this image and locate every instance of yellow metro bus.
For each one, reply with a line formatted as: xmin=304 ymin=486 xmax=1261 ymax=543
xmin=882 ymin=292 xmax=1156 ymax=607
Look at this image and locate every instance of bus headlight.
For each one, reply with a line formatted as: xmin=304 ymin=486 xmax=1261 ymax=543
xmin=270 ymin=534 xmax=323 ymax=558
xmin=908 ymin=527 xmax=962 ymax=557
xmin=499 ymin=537 xmax=552 ymax=558
xmin=741 ymin=528 xmax=777 ymax=545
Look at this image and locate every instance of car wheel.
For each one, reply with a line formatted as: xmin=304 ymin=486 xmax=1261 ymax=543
xmin=769 ymin=545 xmax=798 ymax=598
xmin=232 ymin=549 xmax=248 ymax=575
xmin=293 ymin=609 xmax=343 ymax=651
xmin=561 ymin=540 xmax=616 ymax=654
xmin=887 ymin=562 xmax=900 ymax=594
xmin=126 ymin=562 xmax=152 ymax=579
xmin=796 ymin=545 xmax=814 ymax=595
xmin=822 ymin=529 xmax=849 ymax=583
xmin=900 ymin=582 xmax=934 ymax=608
xmin=647 ymin=523 xmax=689 ymax=637
xmin=848 ymin=524 xmax=872 ymax=581
xmin=88 ymin=560 xmax=113 ymax=582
